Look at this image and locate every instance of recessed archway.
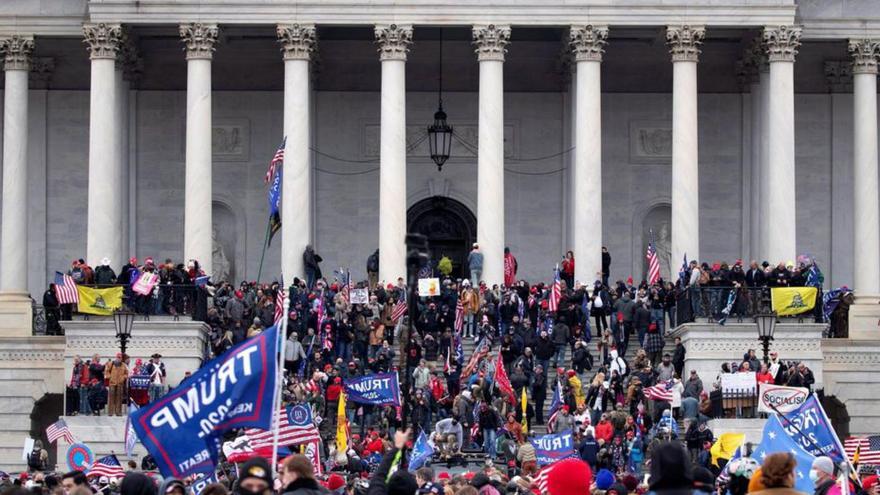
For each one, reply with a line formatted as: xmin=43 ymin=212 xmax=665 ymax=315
xmin=407 ymin=196 xmax=477 ymax=279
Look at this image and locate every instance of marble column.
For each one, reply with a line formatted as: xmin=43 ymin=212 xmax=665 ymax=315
xmin=666 ymin=26 xmax=704 ymax=266
xmin=473 ymin=24 xmax=510 ymax=286
xmin=747 ymin=39 xmax=767 ymax=261
xmin=375 ymin=24 xmax=412 ymax=284
xmin=850 ymin=39 xmax=880 ymax=296
xmin=83 ymin=23 xmax=123 ymax=269
xmin=277 ymin=24 xmax=317 ymax=283
xmin=0 ymin=35 xmax=33 ymax=292
xmin=180 ymin=23 xmax=218 ymax=276
xmin=758 ymin=62 xmax=771 ymax=259
xmin=763 ymin=26 xmax=801 ymax=265
xmin=570 ymin=25 xmax=607 ymax=284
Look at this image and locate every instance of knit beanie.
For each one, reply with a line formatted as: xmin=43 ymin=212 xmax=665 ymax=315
xmin=595 ymin=469 xmax=615 ymax=491
xmin=546 ymin=458 xmax=592 ymax=495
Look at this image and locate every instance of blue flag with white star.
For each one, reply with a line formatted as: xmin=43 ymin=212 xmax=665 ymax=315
xmin=409 ymin=430 xmax=434 ymax=470
xmin=752 ymin=415 xmax=816 ymax=494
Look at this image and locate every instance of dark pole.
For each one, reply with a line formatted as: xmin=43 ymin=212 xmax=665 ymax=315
xmin=760 ymin=336 xmax=770 ymax=365
xmin=119 ymin=335 xmax=128 ymax=357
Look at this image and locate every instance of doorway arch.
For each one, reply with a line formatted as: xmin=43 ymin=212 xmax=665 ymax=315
xmin=407 ymin=196 xmax=477 ymax=279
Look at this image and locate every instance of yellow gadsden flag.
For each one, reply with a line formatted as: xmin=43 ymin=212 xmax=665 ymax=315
xmin=521 ymin=388 xmax=528 ymax=435
xmin=771 ymin=287 xmax=818 ymax=316
xmin=336 ymin=392 xmax=348 ymax=452
xmin=76 ymin=285 xmax=124 ymax=316
xmin=710 ymin=432 xmax=745 ymax=467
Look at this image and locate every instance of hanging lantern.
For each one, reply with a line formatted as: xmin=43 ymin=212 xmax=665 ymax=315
xmin=427 ymin=29 xmax=452 ymax=171
xmin=428 ymin=104 xmax=452 ymax=170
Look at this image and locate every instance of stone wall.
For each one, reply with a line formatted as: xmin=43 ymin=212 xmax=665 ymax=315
xmin=5 ymin=89 xmax=869 ymax=294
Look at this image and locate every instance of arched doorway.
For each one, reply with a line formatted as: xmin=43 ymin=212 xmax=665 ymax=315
xmin=407 ymin=197 xmax=476 ymax=279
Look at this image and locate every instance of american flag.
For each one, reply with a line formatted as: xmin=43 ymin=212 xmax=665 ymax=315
xmin=454 ymin=297 xmax=464 ymax=332
xmin=546 ymin=381 xmax=564 ymax=433
xmin=265 ymin=136 xmax=286 ymax=184
xmin=845 ymin=436 xmax=880 ymax=465
xmin=245 ymin=405 xmax=321 ymax=449
xmin=493 ymin=353 xmax=516 ymax=404
xmin=646 ymin=232 xmax=661 ymax=285
xmin=305 ymin=439 xmax=323 ymax=475
xmin=46 ymin=419 xmax=75 ymax=444
xmin=54 ymin=272 xmax=80 ymax=305
xmin=391 ymin=293 xmax=407 ymax=322
xmin=88 ymin=455 xmax=125 ymax=478
xmin=548 ymin=266 xmax=562 ymax=313
xmin=460 ymin=345 xmax=489 ymax=384
xmin=341 ymin=270 xmax=352 ymax=304
xmin=274 ymin=287 xmax=286 ymax=324
xmin=643 ymin=379 xmax=674 ymax=402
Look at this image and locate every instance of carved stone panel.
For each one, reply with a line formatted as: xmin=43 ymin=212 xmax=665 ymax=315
xmin=212 ymin=118 xmax=251 ymax=161
xmin=629 ymin=120 xmax=672 ymax=163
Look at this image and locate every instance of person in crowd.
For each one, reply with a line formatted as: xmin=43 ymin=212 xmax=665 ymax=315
xmin=106 ymin=352 xmax=129 ymax=416
xmin=143 ymin=353 xmax=166 ymax=403
xmin=468 ymin=244 xmax=483 ymax=289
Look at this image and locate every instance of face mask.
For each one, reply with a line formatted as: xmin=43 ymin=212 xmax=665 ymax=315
xmin=238 ymin=488 xmax=266 ymax=495
xmin=809 ymin=470 xmax=819 ymax=483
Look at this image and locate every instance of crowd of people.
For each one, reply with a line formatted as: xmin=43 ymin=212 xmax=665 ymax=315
xmin=27 ymin=246 xmax=856 ymax=495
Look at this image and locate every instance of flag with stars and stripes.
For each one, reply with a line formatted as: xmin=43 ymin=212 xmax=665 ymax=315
xmin=546 ymin=381 xmax=564 ymax=433
xmin=845 ymin=436 xmax=880 ymax=465
xmin=274 ymin=286 xmax=286 ymax=324
xmin=752 ymin=415 xmax=815 ymax=494
xmin=54 ymin=272 xmax=80 ymax=305
xmin=646 ymin=231 xmax=661 ymax=286
xmin=391 ymin=293 xmax=407 ymax=322
xmin=265 ymin=136 xmax=286 ymax=184
xmin=46 ymin=419 xmax=75 ymax=444
xmin=643 ymin=379 xmax=675 ymax=402
xmin=87 ymin=455 xmax=125 ymax=479
xmin=454 ymin=297 xmax=464 ymax=333
xmin=244 ymin=404 xmax=320 ymax=449
xmin=548 ymin=266 xmax=562 ymax=313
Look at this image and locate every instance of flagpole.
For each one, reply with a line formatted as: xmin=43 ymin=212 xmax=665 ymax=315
xmin=271 ymin=295 xmax=290 ymax=476
xmin=256 ymin=218 xmax=272 ymax=283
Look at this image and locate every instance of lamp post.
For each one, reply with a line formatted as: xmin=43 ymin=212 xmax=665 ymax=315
xmin=754 ymin=312 xmax=777 ymax=364
xmin=113 ymin=310 xmax=135 ymax=356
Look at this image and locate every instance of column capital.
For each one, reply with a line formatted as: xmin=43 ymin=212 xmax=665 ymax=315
xmin=179 ymin=22 xmax=218 ymax=60
xmin=472 ymin=24 xmax=510 ymax=62
xmin=849 ymin=39 xmax=880 ymax=75
xmin=763 ymin=25 xmax=802 ymax=63
xmin=277 ymin=24 xmax=317 ymax=61
xmin=666 ymin=25 xmax=705 ymax=63
xmin=569 ymin=25 xmax=608 ymax=63
xmin=83 ymin=23 xmax=122 ymax=60
xmin=0 ymin=35 xmax=34 ymax=71
xmin=374 ymin=24 xmax=412 ymax=62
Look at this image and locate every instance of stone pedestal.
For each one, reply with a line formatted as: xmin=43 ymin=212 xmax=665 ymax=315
xmin=0 ymin=292 xmax=33 ymax=336
xmin=847 ymin=295 xmax=880 ymax=340
xmin=821 ymin=338 xmax=880 ymax=435
xmin=63 ymin=318 xmax=209 ymax=386
xmin=707 ymin=418 xmax=765 ymax=445
xmin=56 ymin=416 xmax=148 ymax=470
xmin=670 ymin=322 xmax=825 ymax=387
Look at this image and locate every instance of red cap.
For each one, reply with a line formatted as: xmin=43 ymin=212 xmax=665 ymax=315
xmin=327 ymin=474 xmax=346 ymax=491
xmin=387 ymin=283 xmax=394 ymax=289
xmin=545 ymin=458 xmax=592 ymax=495
xmin=863 ymin=476 xmax=879 ymax=491
xmin=438 ymin=473 xmax=451 ymax=481
xmin=626 ymin=277 xmax=633 ymax=285
xmin=567 ymin=370 xmax=576 ymax=377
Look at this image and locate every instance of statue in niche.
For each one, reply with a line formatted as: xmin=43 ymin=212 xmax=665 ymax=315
xmin=212 ymin=227 xmax=230 ymax=283
xmin=655 ymin=222 xmax=672 ymax=280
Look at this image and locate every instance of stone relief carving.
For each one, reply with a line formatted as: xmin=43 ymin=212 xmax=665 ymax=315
xmin=212 ymin=119 xmax=250 ymax=161
xmin=363 ymin=123 xmax=515 ymax=159
xmin=0 ymin=350 xmax=64 ymax=361
xmin=212 ymin=227 xmax=230 ymax=284
xmin=823 ymin=351 xmax=880 ymax=365
xmin=630 ymin=121 xmax=672 ymax=163
xmin=67 ymin=336 xmax=205 ymax=351
xmin=688 ymin=339 xmax=821 ymax=354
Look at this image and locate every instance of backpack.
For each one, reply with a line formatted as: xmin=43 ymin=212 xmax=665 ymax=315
xmin=27 ymin=449 xmax=44 ymax=470
xmin=70 ymin=267 xmax=85 ymax=284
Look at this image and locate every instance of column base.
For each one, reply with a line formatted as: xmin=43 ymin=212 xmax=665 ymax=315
xmin=0 ymin=292 xmax=32 ymax=337
xmin=848 ymin=294 xmax=880 ymax=340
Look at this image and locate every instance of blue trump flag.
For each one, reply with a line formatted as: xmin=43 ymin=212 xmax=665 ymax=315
xmin=778 ymin=395 xmax=847 ymax=464
xmin=343 ymin=373 xmax=401 ymax=407
xmin=267 ymin=164 xmax=282 ymax=246
xmin=529 ymin=429 xmax=576 ymax=466
xmin=752 ymin=415 xmax=816 ymax=494
xmin=130 ymin=325 xmax=280 ymax=479
xmin=409 ymin=430 xmax=434 ymax=470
